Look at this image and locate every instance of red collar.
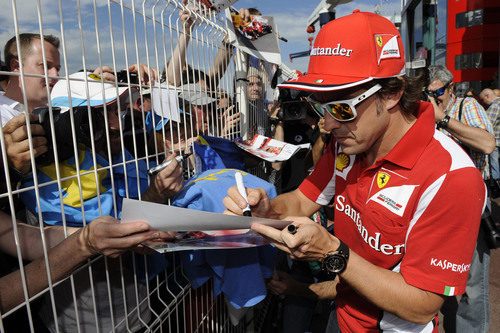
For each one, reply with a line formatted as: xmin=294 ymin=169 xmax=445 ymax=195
xmin=380 ymin=101 xmax=435 ymax=169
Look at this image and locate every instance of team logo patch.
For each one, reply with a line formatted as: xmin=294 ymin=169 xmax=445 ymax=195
xmin=374 ymin=34 xmax=400 ymax=64
xmin=336 ymin=153 xmax=350 ymax=172
xmin=89 ymin=73 xmax=101 ymax=81
xmin=368 ymin=185 xmax=417 ymax=217
xmin=377 ymin=171 xmax=390 ymax=188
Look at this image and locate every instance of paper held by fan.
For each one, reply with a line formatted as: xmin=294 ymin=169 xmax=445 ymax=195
xmin=120 ymin=198 xmax=290 ymax=232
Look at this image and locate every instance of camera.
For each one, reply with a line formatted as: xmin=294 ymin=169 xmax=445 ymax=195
xmin=276 ymin=87 xmax=316 ymax=122
xmin=115 ymin=70 xmax=139 ymax=85
xmin=33 ymin=106 xmax=105 ymax=165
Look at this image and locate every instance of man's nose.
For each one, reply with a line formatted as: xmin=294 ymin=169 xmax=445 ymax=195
xmin=48 ymin=67 xmax=59 ymax=77
xmin=324 ymin=112 xmax=342 ymax=131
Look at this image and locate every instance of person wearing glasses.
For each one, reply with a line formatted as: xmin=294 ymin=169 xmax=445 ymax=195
xmin=223 ymin=11 xmax=486 ymax=333
xmin=426 ymin=66 xmax=495 ymax=333
xmin=426 ymin=65 xmax=494 ymax=178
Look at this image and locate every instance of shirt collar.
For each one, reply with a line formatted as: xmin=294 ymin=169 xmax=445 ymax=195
xmin=0 ymin=94 xmax=25 ymax=111
xmin=380 ymin=101 xmax=435 ymax=170
xmin=444 ymin=94 xmax=457 ymax=114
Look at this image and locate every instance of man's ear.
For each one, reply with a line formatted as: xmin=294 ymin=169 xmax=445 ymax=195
xmin=382 ymin=88 xmax=404 ymax=111
xmin=10 ymin=58 xmax=20 ymax=72
xmin=448 ymin=82 xmax=455 ymax=94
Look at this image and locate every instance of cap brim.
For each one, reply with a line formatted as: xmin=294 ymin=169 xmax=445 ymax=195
xmin=51 ymin=86 xmax=129 ymax=108
xmin=279 ymin=73 xmax=374 ymax=92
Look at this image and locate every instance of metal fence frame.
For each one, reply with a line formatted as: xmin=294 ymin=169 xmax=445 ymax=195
xmin=0 ymin=0 xmax=292 ymax=331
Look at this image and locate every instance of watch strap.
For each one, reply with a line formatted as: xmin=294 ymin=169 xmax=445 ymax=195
xmin=437 ymin=115 xmax=450 ymax=130
xmin=335 ymin=239 xmax=350 ymax=260
xmin=322 ymin=239 xmax=350 ymax=275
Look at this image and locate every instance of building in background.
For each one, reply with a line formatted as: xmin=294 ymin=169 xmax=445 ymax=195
xmin=401 ymin=0 xmax=499 ymax=95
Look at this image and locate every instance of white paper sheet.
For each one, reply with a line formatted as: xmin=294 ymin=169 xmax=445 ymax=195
xmin=151 ymin=83 xmax=181 ymax=123
xmin=234 ymin=134 xmax=311 ymax=162
xmin=120 ymin=198 xmax=290 ymax=231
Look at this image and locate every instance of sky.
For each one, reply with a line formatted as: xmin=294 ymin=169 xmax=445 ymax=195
xmin=0 ymin=0 xmax=402 ymax=77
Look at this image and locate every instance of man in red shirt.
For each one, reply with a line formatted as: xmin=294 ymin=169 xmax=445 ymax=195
xmin=223 ymin=11 xmax=485 ymax=333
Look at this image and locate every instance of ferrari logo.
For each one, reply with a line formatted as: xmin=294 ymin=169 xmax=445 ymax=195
xmin=336 ymin=153 xmax=350 ymax=172
xmin=377 ymin=171 xmax=390 ymax=188
xmin=376 ymin=36 xmax=383 ymax=47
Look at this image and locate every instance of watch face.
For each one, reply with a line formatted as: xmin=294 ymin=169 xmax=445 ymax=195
xmin=325 ymin=254 xmax=346 ymax=273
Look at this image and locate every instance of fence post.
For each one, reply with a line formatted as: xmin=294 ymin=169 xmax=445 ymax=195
xmin=234 ymin=48 xmax=249 ymax=140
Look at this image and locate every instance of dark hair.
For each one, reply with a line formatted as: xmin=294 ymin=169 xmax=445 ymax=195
xmin=248 ymin=8 xmax=262 ymax=15
xmin=4 ymin=33 xmax=60 ymax=71
xmin=373 ymin=74 xmax=427 ymax=117
xmin=182 ymin=65 xmax=209 ymax=85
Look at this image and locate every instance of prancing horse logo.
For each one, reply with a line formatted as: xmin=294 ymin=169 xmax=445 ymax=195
xmin=377 ymin=171 xmax=390 ymax=188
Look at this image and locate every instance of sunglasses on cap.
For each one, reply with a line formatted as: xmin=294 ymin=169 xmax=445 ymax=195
xmin=306 ymin=84 xmax=382 ymax=122
xmin=425 ymin=83 xmax=450 ymax=99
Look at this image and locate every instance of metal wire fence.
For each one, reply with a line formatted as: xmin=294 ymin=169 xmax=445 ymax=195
xmin=0 ymin=0 xmax=291 ymax=332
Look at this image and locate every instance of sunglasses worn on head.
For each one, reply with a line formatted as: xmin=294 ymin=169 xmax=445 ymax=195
xmin=425 ymin=83 xmax=450 ymax=99
xmin=306 ymin=84 xmax=383 ymax=122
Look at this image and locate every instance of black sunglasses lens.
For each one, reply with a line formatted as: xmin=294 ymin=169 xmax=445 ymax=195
xmin=435 ymin=87 xmax=446 ymax=96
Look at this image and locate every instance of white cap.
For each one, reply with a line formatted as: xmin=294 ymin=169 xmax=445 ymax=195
xmin=51 ymin=72 xmax=130 ymax=108
xmin=178 ymin=83 xmax=217 ymax=106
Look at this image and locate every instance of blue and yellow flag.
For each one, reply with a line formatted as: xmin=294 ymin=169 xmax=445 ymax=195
xmin=21 ymin=147 xmax=149 ymax=226
xmin=193 ymin=135 xmax=245 ymax=172
xmin=173 ymin=168 xmax=277 ymax=309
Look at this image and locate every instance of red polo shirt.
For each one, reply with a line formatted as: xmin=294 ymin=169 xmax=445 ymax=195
xmin=299 ymin=101 xmax=485 ymax=332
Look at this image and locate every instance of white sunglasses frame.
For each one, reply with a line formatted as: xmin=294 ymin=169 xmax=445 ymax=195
xmin=307 ymin=83 xmax=383 ymax=122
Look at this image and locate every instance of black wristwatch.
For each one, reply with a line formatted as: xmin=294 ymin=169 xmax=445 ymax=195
xmin=436 ymin=115 xmax=450 ymax=130
xmin=322 ymin=239 xmax=350 ymax=276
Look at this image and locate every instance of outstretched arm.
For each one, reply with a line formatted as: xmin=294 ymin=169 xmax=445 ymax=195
xmin=206 ymin=36 xmax=233 ymax=90
xmin=0 ymin=211 xmax=79 ymax=261
xmin=0 ymin=215 xmax=159 ymax=313
xmin=166 ymin=9 xmax=196 ymax=86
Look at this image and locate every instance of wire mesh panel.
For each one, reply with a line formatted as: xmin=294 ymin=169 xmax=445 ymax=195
xmin=0 ymin=0 xmax=258 ymax=332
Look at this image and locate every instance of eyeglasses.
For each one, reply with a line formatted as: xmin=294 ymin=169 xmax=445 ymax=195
xmin=306 ymin=84 xmax=382 ymax=122
xmin=425 ymin=83 xmax=450 ymax=99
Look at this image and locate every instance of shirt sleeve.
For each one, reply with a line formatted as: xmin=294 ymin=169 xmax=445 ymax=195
xmin=463 ymin=98 xmax=494 ymax=133
xmin=400 ymin=166 xmax=485 ymax=296
xmin=299 ymin=140 xmax=336 ymax=205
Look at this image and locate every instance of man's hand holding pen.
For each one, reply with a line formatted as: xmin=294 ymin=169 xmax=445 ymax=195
xmin=143 ymin=153 xmax=185 ymax=204
xmin=223 ymin=185 xmax=273 ymax=218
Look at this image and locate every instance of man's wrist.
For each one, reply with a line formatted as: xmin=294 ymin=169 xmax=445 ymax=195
xmin=76 ymin=228 xmax=98 ymax=259
xmin=322 ymin=237 xmax=350 ymax=277
xmin=435 ymin=111 xmax=447 ymax=122
xmin=325 ymin=235 xmax=341 ymax=254
xmin=436 ymin=115 xmax=451 ymax=130
xmin=142 ymin=186 xmax=165 ymax=203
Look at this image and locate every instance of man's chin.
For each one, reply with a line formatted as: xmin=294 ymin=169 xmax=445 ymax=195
xmin=338 ymin=143 xmax=362 ymax=156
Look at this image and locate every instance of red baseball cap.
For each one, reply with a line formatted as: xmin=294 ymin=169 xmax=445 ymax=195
xmin=280 ymin=10 xmax=405 ymax=92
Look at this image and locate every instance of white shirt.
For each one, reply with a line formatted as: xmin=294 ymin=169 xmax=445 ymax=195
xmin=0 ymin=94 xmax=25 ymax=126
